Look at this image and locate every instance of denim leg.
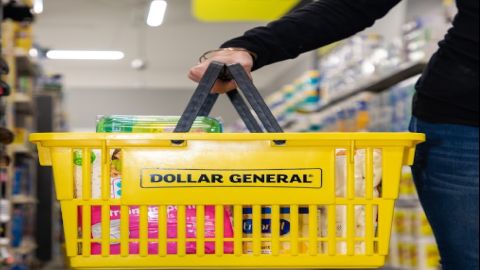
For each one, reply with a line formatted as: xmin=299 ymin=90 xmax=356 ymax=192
xmin=409 ymin=117 xmax=479 ymax=270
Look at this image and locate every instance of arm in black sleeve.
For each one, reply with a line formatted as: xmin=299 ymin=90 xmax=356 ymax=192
xmin=221 ymin=0 xmax=401 ymax=70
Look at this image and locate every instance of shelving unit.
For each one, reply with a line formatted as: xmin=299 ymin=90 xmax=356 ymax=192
xmin=1 ymin=2 xmax=41 ymax=268
xmin=304 ymin=61 xmax=427 ymax=114
xmin=34 ymin=88 xmax=68 ymax=267
xmin=1 ymin=6 xmax=67 ymax=268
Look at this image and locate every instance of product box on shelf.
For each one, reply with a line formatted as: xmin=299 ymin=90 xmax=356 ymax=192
xmin=399 ymin=166 xmax=417 ymax=200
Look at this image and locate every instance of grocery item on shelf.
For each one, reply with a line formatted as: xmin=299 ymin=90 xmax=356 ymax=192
xmin=14 ymin=23 xmax=33 ymax=54
xmin=11 ymin=207 xmax=23 ymax=248
xmin=402 ymin=12 xmax=451 ymax=63
xmin=303 ymin=92 xmax=373 ymax=132
xmin=12 ymin=156 xmax=34 ymax=198
xmin=399 ymin=166 xmax=418 ymax=200
xmin=367 ymin=76 xmax=419 ymax=132
xmin=319 ymin=34 xmax=404 ymax=104
xmin=390 ymin=206 xmax=440 ymax=270
xmin=15 ymin=76 xmax=33 ymax=95
xmin=0 ymin=199 xmax=9 ymax=222
xmin=0 ymin=127 xmax=14 ymax=144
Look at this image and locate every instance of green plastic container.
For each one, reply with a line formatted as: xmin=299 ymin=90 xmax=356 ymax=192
xmin=96 ymin=115 xmax=223 ymax=133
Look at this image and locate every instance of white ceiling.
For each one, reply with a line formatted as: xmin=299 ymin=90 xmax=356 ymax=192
xmin=33 ymin=0 xmax=307 ymax=91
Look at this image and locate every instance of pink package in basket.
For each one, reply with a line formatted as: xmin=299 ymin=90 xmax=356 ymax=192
xmin=77 ymin=149 xmax=234 ymax=255
xmin=79 ymin=206 xmax=233 ymax=255
xmin=82 ymin=205 xmax=234 ymax=255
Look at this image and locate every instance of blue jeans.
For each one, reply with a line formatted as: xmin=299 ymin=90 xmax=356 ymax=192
xmin=409 ymin=117 xmax=479 ymax=270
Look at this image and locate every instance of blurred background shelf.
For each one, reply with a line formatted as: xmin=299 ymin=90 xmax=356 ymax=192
xmin=11 ymin=195 xmax=37 ymax=204
xmin=304 ymin=61 xmax=427 ymax=114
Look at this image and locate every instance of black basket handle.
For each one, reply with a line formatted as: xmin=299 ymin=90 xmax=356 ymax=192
xmin=173 ymin=61 xmax=284 ymax=144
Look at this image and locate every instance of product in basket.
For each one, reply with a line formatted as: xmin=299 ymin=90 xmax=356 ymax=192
xmin=242 ymin=207 xmax=291 ymax=254
xmin=87 ymin=205 xmax=234 ymax=255
xmin=77 ymin=147 xmax=234 ymax=255
xmin=96 ymin=115 xmax=223 ymax=133
xmin=242 ymin=206 xmax=311 ymax=254
xmin=320 ymin=149 xmax=382 ymax=254
xmin=75 ymin=115 xmax=233 ymax=255
xmin=73 ymin=149 xmax=102 ymax=199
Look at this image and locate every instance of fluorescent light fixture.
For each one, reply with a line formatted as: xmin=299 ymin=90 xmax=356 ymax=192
xmin=33 ymin=0 xmax=44 ymax=14
xmin=147 ymin=0 xmax=167 ymax=27
xmin=46 ymin=50 xmax=125 ymax=60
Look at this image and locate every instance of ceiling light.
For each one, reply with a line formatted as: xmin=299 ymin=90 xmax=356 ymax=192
xmin=46 ymin=50 xmax=125 ymax=60
xmin=147 ymin=0 xmax=167 ymax=27
xmin=33 ymin=0 xmax=44 ymax=14
xmin=29 ymin=48 xmax=39 ymax=58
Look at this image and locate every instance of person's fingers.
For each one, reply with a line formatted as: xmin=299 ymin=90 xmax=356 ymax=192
xmin=188 ymin=64 xmax=205 ymax=82
xmin=212 ymin=80 xmax=236 ymax=94
xmin=188 ymin=50 xmax=254 ymax=92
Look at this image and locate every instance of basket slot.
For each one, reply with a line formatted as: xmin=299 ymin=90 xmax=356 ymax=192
xmin=196 ymin=205 xmax=205 ymax=256
xmin=101 ymin=147 xmax=111 ymax=200
xmin=81 ymin=149 xmax=91 ymax=200
xmin=82 ymin=205 xmax=91 ymax=256
xmin=335 ymin=148 xmax=347 ymax=199
xmin=252 ymin=205 xmax=262 ymax=255
xmin=158 ymin=205 xmax=167 ymax=256
xmin=101 ymin=204 xmax=110 ymax=256
xmin=270 ymin=205 xmax=280 ymax=255
xmin=365 ymin=203 xmax=374 ymax=255
xmin=176 ymin=205 xmax=186 ymax=256
xmin=139 ymin=205 xmax=149 ymax=257
xmin=233 ymin=205 xmax=242 ymax=256
xmin=120 ymin=205 xmax=129 ymax=257
xmin=318 ymin=206 xmax=328 ymax=254
xmin=290 ymin=205 xmax=299 ymax=255
xmin=366 ymin=148 xmax=374 ymax=199
xmin=308 ymin=205 xmax=318 ymax=255
xmin=327 ymin=205 xmax=336 ymax=255
xmin=214 ymin=205 xmax=224 ymax=256
xmin=356 ymin=205 xmax=367 ymax=254
xmin=347 ymin=204 xmax=355 ymax=255
xmin=355 ymin=205 xmax=366 ymax=238
xmin=346 ymin=149 xmax=355 ymax=200
xmin=335 ymin=205 xmax=347 ymax=254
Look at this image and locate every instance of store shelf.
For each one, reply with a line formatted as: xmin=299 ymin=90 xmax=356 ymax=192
xmin=395 ymin=197 xmax=420 ymax=208
xmin=14 ymin=92 xmax=33 ymax=103
xmin=10 ymin=144 xmax=31 ymax=153
xmin=304 ymin=61 xmax=427 ymax=114
xmin=15 ymin=101 xmax=34 ymax=115
xmin=16 ymin=53 xmax=36 ymax=76
xmin=11 ymin=195 xmax=37 ymax=204
xmin=12 ymin=239 xmax=37 ymax=255
xmin=0 ymin=238 xmax=10 ymax=246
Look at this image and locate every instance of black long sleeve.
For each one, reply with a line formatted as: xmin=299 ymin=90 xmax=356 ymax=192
xmin=221 ymin=0 xmax=400 ymax=70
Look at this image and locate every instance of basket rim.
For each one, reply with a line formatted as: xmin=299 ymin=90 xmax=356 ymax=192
xmin=30 ymin=132 xmax=425 ymax=143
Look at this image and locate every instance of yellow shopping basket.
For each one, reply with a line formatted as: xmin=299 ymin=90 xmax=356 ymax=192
xmin=31 ymin=62 xmax=424 ymax=269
